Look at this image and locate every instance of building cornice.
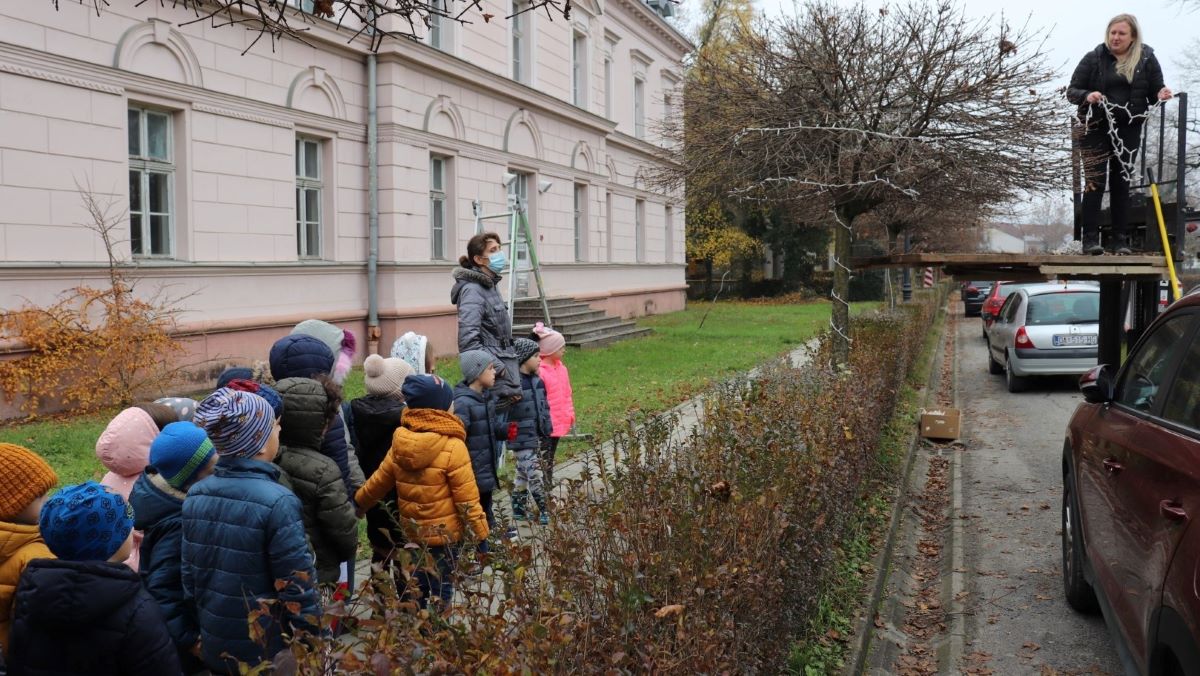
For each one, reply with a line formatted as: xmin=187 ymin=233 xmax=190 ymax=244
xmin=610 ymin=0 xmax=694 ymax=56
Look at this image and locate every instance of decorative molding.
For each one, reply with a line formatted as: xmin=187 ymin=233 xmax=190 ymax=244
xmin=114 ymin=19 xmax=205 ymax=87
xmin=605 ymin=156 xmax=619 ymax=183
xmin=286 ymin=66 xmax=348 ymax=120
xmin=572 ymin=140 xmax=596 ymax=173
xmin=192 ymin=103 xmax=295 ymax=129
xmin=502 ymin=109 xmax=545 ymax=161
xmin=422 ymin=95 xmax=466 ymax=140
xmin=0 ymin=62 xmax=124 ymax=95
xmin=611 ymin=0 xmax=693 ymax=54
xmin=629 ymin=47 xmax=654 ymax=67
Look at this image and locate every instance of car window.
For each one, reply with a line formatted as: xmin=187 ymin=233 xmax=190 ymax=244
xmin=1161 ymin=329 xmax=1200 ymax=429
xmin=1025 ymin=291 xmax=1099 ymax=326
xmin=999 ymin=294 xmax=1021 ymax=323
xmin=1116 ymin=315 xmax=1195 ymax=414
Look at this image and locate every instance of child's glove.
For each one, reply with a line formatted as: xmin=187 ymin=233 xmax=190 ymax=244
xmin=507 ymin=422 xmax=518 ymax=442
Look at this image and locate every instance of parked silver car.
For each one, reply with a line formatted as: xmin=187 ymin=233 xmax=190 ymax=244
xmin=985 ymin=282 xmax=1100 ymax=392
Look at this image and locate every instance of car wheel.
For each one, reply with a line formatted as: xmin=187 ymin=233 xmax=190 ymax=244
xmin=1062 ymin=465 xmax=1099 ymax=613
xmin=988 ymin=343 xmax=1004 ymax=375
xmin=1005 ymin=352 xmax=1027 ymax=392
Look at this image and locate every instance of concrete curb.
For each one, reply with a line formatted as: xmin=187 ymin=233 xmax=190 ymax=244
xmin=846 ymin=297 xmax=951 ymax=675
xmin=943 ymin=312 xmax=968 ymax=673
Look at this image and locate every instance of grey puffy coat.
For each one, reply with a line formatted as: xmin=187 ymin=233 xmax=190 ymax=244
xmin=509 ymin=372 xmax=552 ymax=451
xmin=274 ymin=378 xmax=359 ymax=584
xmin=453 ymin=384 xmax=505 ymax=492
xmin=451 ymin=266 xmax=521 ymax=399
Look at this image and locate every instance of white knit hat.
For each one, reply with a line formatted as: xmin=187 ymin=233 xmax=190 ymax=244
xmin=363 ymin=354 xmax=415 ymax=399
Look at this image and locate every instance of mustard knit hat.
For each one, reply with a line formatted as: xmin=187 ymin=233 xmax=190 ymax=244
xmin=0 ymin=443 xmax=58 ymax=520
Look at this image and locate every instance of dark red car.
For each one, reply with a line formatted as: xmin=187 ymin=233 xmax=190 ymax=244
xmin=1063 ymin=290 xmax=1200 ymax=674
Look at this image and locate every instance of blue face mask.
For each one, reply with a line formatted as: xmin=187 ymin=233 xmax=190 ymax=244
xmin=487 ymin=251 xmax=508 ymax=274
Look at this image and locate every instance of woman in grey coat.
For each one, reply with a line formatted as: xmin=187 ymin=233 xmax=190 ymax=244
xmin=451 ymin=232 xmax=522 ymax=406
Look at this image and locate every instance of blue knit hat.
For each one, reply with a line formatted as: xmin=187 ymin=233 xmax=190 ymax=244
xmin=39 ymin=482 xmax=135 ymax=562
xmin=150 ymin=422 xmax=216 ymax=489
xmin=216 ymin=367 xmax=254 ymax=389
xmin=401 ymin=374 xmax=454 ymax=411
xmin=194 ymin=388 xmax=276 ymax=458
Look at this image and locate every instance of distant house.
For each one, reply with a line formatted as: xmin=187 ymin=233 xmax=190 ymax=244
xmin=982 ymin=223 xmax=1025 ymax=253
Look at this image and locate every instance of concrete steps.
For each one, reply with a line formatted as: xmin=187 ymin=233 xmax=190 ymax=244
xmin=512 ymin=297 xmax=653 ymax=349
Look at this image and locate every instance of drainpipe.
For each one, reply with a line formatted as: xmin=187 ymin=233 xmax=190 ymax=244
xmin=366 ymin=53 xmax=381 ymax=355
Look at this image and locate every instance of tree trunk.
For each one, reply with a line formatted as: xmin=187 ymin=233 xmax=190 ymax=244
xmin=831 ymin=210 xmax=852 ymax=367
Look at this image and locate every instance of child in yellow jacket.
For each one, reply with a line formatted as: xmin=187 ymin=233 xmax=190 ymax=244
xmin=0 ymin=443 xmax=57 ymax=659
xmin=354 ymin=374 xmax=488 ymax=610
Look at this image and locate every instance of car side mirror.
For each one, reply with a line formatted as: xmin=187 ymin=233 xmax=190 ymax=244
xmin=1080 ymin=364 xmax=1116 ymax=404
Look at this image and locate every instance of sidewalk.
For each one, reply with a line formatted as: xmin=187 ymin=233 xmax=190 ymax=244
xmin=353 ymin=337 xmax=822 ymax=581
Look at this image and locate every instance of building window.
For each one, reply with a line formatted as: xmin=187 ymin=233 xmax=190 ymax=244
xmin=128 ymin=106 xmax=174 ymax=257
xmin=635 ymin=198 xmax=645 ymax=262
xmin=605 ymin=190 xmax=613 ymax=262
xmin=512 ymin=1 xmax=531 ymax=83
xmin=574 ymin=183 xmax=587 ymax=262
xmin=633 ymin=77 xmax=645 ymax=139
xmin=430 ymin=155 xmax=449 ymax=260
xmin=287 ymin=0 xmax=315 ymax=11
xmin=295 ymin=137 xmax=322 ymax=259
xmin=603 ymin=56 xmax=613 ymax=119
xmin=429 ymin=0 xmax=452 ymax=51
xmin=572 ymin=32 xmax=587 ymax=107
xmin=665 ymin=204 xmax=674 ymax=263
xmin=508 ymin=170 xmax=532 ymax=266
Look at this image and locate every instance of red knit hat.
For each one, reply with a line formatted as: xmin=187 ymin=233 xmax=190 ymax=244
xmin=0 ymin=443 xmax=57 ymax=520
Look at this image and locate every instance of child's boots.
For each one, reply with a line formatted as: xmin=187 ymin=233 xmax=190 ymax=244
xmin=534 ymin=493 xmax=549 ymax=526
xmin=511 ymin=490 xmax=529 ymax=522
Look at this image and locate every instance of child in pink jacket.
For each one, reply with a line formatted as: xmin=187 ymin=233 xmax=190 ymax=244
xmin=95 ymin=407 xmax=160 ymax=571
xmin=532 ymin=322 xmax=575 ymax=493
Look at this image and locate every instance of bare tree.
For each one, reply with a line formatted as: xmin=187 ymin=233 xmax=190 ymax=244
xmin=661 ymin=0 xmax=1065 ymax=366
xmin=53 ymin=0 xmax=572 ymax=52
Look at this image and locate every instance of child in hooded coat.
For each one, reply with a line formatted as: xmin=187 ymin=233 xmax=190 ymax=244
xmin=453 ymin=351 xmax=506 ymax=547
xmin=531 ymin=323 xmax=575 ymax=493
xmin=8 ymin=482 xmax=180 ymax=675
xmin=507 ymin=339 xmax=553 ymax=525
xmin=0 ymin=444 xmax=57 ymax=661
xmin=354 ymin=375 xmax=489 ymax=610
xmin=129 ymin=422 xmax=218 ymax=673
xmin=95 ymin=407 xmax=160 ymax=571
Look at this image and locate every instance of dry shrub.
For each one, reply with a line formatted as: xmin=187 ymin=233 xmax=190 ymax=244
xmin=0 ymin=188 xmax=185 ymax=416
xmin=274 ymin=294 xmax=939 ymax=673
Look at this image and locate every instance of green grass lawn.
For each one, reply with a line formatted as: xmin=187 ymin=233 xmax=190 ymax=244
xmin=0 ymin=299 xmax=873 ymax=486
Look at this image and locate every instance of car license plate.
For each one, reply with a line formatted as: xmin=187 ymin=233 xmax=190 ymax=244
xmin=1053 ymin=334 xmax=1097 ymax=347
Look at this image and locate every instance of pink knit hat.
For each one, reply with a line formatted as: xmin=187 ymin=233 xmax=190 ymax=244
xmin=533 ymin=322 xmax=565 ymax=356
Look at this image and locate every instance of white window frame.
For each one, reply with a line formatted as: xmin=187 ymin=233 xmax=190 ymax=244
xmin=511 ymin=1 xmax=532 ymax=84
xmin=296 ymin=136 xmax=323 ymax=259
xmin=428 ymin=0 xmax=454 ymax=52
xmin=128 ymin=106 xmax=175 ymax=258
xmin=635 ymin=198 xmax=646 ymax=262
xmin=633 ymin=77 xmax=645 ymax=139
xmin=572 ymin=31 xmax=588 ymax=108
xmin=574 ymin=182 xmax=588 ymax=262
xmin=603 ymin=56 xmax=613 ymax=119
xmin=507 ymin=170 xmax=534 ymax=266
xmin=605 ymin=190 xmax=614 ymax=262
xmin=430 ymin=155 xmax=449 ymax=260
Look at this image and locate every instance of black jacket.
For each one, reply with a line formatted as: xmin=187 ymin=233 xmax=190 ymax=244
xmin=453 ymin=384 xmax=505 ymax=492
xmin=1067 ymin=43 xmax=1165 ymax=118
xmin=8 ymin=559 xmax=181 ymax=675
xmin=349 ymin=394 xmax=406 ymax=553
xmin=509 ymin=372 xmax=552 ymax=452
xmin=451 ymin=266 xmax=521 ymax=399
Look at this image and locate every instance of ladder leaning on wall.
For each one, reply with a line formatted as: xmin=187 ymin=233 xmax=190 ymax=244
xmin=472 ymin=194 xmax=552 ymax=330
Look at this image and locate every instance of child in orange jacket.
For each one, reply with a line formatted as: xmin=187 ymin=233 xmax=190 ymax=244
xmin=354 ymin=374 xmax=488 ymax=610
xmin=0 ymin=443 xmax=56 ymax=660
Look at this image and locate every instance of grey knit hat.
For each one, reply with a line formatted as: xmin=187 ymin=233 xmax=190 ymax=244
xmin=459 ymin=350 xmax=495 ymax=385
xmin=514 ymin=338 xmax=540 ymax=365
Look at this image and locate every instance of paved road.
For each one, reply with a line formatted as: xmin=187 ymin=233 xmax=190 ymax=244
xmin=956 ymin=305 xmax=1123 ymax=675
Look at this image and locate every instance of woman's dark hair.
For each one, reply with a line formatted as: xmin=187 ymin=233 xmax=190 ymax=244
xmin=312 ymin=373 xmax=344 ymax=430
xmin=459 ymin=232 xmax=501 ymax=268
xmin=134 ymin=402 xmax=178 ymax=430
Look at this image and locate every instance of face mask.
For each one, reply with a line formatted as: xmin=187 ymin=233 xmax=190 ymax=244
xmin=487 ymin=251 xmax=508 ymax=274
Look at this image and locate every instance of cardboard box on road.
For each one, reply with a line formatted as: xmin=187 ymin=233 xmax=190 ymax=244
xmin=919 ymin=408 xmax=961 ymax=440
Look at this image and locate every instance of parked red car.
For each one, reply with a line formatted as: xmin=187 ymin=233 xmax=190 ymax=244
xmin=1062 ymin=290 xmax=1200 ymax=674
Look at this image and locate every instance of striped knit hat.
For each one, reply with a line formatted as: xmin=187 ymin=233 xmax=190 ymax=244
xmin=150 ymin=422 xmax=216 ymax=489
xmin=194 ymin=388 xmax=276 ymax=459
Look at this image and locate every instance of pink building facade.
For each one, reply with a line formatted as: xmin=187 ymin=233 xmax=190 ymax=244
xmin=0 ymin=1 xmax=688 ymax=383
